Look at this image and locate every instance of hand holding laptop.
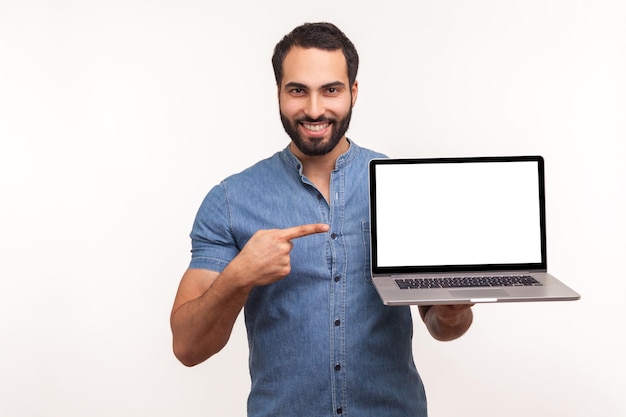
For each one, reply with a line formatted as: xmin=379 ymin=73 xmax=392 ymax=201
xmin=419 ymin=304 xmax=475 ymax=341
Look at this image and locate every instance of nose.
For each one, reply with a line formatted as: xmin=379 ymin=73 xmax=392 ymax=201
xmin=304 ymin=93 xmax=325 ymax=120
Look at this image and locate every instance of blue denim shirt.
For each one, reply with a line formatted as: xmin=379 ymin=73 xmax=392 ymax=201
xmin=189 ymin=141 xmax=427 ymax=416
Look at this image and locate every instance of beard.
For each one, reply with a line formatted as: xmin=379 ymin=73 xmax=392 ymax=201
xmin=280 ymin=107 xmax=352 ymax=156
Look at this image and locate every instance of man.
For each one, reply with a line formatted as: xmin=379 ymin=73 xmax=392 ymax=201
xmin=171 ymin=22 xmax=473 ymax=416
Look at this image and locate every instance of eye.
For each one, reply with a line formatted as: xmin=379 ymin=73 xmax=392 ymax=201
xmin=325 ymin=86 xmax=344 ymax=96
xmin=289 ymin=88 xmax=306 ymax=96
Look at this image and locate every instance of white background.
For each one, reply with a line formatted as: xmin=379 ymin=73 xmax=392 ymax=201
xmin=1 ymin=1 xmax=624 ymax=416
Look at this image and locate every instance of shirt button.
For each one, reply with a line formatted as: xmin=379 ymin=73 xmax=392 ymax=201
xmin=337 ymin=407 xmax=343 ymax=414
xmin=334 ymin=363 xmax=341 ymax=371
xmin=334 ymin=319 xmax=341 ymax=326
xmin=331 ymin=233 xmax=338 ymax=240
xmin=334 ymin=275 xmax=341 ymax=282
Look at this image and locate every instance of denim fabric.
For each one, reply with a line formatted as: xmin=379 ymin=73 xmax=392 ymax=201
xmin=190 ymin=141 xmax=427 ymax=416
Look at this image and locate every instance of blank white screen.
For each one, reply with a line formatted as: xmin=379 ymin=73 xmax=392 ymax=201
xmin=374 ymin=161 xmax=542 ymax=267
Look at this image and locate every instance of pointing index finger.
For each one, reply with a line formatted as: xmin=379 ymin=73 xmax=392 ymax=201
xmin=281 ymin=223 xmax=330 ymax=241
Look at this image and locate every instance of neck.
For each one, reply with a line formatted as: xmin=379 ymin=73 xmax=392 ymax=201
xmin=290 ymin=137 xmax=349 ymax=175
xmin=290 ymin=137 xmax=349 ymax=202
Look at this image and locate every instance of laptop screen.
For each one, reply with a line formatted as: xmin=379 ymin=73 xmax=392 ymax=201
xmin=369 ymin=156 xmax=547 ymax=274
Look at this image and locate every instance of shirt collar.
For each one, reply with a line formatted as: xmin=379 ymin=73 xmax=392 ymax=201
xmin=280 ymin=138 xmax=359 ymax=173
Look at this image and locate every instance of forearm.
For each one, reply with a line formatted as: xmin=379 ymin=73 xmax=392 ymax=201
xmin=171 ymin=224 xmax=328 ymax=366
xmin=419 ymin=305 xmax=473 ymax=341
xmin=171 ymin=270 xmax=252 ymax=366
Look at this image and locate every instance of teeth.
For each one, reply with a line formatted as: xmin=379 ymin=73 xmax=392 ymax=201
xmin=303 ymin=123 xmax=329 ymax=131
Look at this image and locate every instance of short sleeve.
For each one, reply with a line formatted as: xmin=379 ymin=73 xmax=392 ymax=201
xmin=188 ymin=182 xmax=240 ymax=272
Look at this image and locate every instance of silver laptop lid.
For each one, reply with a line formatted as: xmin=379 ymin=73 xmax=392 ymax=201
xmin=369 ymin=156 xmax=547 ymax=276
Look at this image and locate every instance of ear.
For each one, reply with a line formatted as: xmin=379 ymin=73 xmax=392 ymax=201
xmin=351 ymin=81 xmax=359 ymax=107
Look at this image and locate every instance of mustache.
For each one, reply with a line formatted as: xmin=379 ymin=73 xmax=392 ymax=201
xmin=296 ymin=116 xmax=336 ymax=124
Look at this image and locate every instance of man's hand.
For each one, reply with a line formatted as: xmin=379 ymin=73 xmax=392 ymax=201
xmin=418 ymin=304 xmax=474 ymax=341
xmin=171 ymin=223 xmax=330 ymax=365
xmin=227 ymin=223 xmax=330 ymax=289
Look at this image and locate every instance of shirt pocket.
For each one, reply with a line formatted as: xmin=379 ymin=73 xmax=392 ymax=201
xmin=361 ymin=220 xmax=373 ymax=284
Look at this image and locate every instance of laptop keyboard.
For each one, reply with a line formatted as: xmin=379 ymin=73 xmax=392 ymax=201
xmin=394 ymin=275 xmax=542 ymax=290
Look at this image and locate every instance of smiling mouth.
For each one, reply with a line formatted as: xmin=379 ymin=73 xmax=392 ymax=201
xmin=301 ymin=122 xmax=331 ymax=131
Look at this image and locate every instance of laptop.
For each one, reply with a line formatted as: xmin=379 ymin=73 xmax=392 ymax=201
xmin=368 ymin=155 xmax=580 ymax=306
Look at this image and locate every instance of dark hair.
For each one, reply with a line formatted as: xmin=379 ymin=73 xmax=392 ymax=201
xmin=272 ymin=22 xmax=359 ymax=87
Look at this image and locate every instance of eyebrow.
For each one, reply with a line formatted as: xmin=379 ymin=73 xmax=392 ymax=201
xmin=284 ymin=81 xmax=347 ymax=90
